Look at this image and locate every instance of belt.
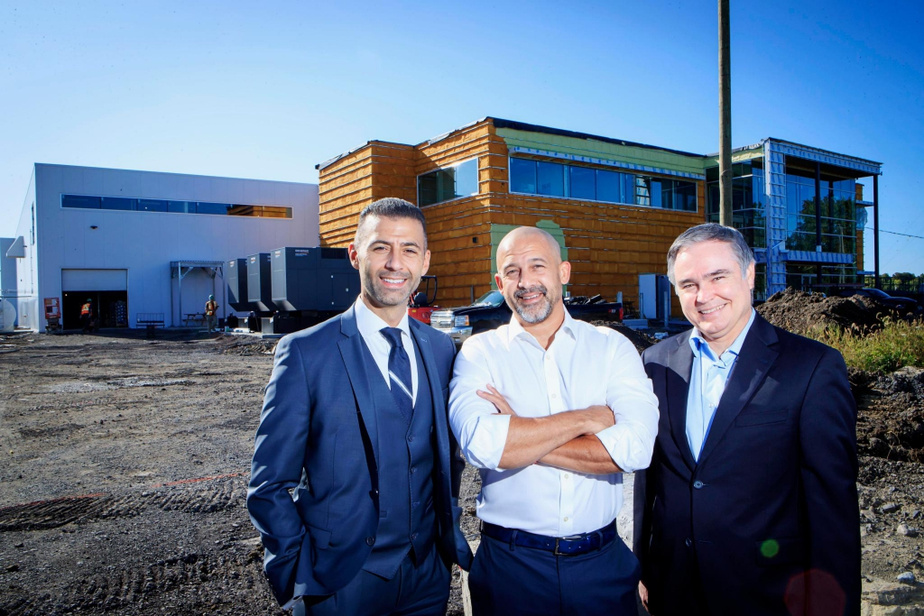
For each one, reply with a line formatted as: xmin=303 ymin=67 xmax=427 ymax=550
xmin=481 ymin=521 xmax=618 ymax=556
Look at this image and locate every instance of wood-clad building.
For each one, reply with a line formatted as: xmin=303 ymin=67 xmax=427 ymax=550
xmin=316 ymin=117 xmax=880 ymax=312
xmin=317 ymin=118 xmax=704 ymax=314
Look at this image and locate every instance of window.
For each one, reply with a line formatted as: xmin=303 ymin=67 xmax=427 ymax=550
xmin=62 ymin=195 xmax=101 ymax=209
xmin=510 ymin=158 xmax=537 ymax=194
xmin=196 ymin=202 xmax=231 ymax=215
xmin=138 ymin=199 xmax=168 ymax=212
xmin=100 ymin=197 xmax=135 ymax=210
xmin=569 ymin=166 xmax=595 ymax=200
xmin=509 ymin=156 xmax=697 ymax=212
xmin=537 ymin=161 xmax=565 ymax=196
xmin=417 ymin=158 xmax=479 ymax=206
xmin=167 ymin=201 xmax=195 ymax=213
xmin=60 ymin=194 xmax=292 ymax=219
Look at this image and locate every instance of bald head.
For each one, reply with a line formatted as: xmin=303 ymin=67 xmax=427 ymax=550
xmin=496 ymin=227 xmax=562 ymax=271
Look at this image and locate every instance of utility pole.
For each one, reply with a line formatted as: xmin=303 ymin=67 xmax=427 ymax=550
xmin=719 ymin=0 xmax=732 ymax=226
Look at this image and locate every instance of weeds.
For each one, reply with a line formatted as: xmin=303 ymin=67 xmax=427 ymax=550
xmin=810 ymin=317 xmax=924 ymax=373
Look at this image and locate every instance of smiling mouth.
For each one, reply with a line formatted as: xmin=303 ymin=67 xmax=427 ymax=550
xmin=515 ymin=285 xmax=547 ymax=304
xmin=699 ymin=303 xmax=727 ymax=315
xmin=381 ymin=276 xmax=408 ymax=286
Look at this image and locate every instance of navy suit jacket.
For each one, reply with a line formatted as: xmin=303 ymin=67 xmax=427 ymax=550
xmin=635 ymin=313 xmax=860 ymax=615
xmin=246 ymin=306 xmax=473 ymax=606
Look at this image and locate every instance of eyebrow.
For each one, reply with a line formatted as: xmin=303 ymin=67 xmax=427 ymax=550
xmin=369 ymin=238 xmax=422 ymax=248
xmin=678 ymin=267 xmax=734 ymax=286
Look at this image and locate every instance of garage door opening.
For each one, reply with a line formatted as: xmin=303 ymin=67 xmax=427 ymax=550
xmin=61 ymin=269 xmax=129 ymax=330
xmin=62 ymin=291 xmax=128 ymax=330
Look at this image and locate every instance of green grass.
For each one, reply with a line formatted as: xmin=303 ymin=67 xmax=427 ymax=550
xmin=810 ymin=317 xmax=924 ymax=372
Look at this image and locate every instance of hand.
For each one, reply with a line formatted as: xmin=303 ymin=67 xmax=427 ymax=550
xmin=638 ymin=581 xmax=650 ymax=613
xmin=476 ymin=384 xmax=517 ymax=415
xmin=581 ymin=404 xmax=615 ymax=434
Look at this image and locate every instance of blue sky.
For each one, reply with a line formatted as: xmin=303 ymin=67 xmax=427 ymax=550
xmin=2 ymin=1 xmax=922 ymax=274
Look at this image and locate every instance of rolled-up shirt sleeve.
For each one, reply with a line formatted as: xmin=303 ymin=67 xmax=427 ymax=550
xmin=594 ymin=329 xmax=660 ymax=473
xmin=449 ymin=336 xmax=511 ymax=470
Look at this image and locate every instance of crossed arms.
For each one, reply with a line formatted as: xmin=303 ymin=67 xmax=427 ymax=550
xmin=448 ymin=328 xmax=659 ymax=476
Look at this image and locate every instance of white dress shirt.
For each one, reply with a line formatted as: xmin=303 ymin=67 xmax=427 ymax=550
xmin=449 ymin=310 xmax=659 ymax=537
xmin=354 ymin=297 xmax=419 ymax=402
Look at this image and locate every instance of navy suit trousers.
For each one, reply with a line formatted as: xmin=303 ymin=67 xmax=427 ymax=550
xmin=295 ymin=544 xmax=450 ymax=616
xmin=469 ymin=533 xmax=640 ymax=616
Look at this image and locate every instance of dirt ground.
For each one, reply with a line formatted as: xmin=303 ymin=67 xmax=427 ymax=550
xmin=1 ymin=289 xmax=922 ymax=614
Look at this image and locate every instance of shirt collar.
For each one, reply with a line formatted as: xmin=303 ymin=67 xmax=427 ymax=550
xmin=689 ymin=308 xmax=756 ymax=361
xmin=354 ymin=296 xmax=411 ymax=342
xmin=504 ymin=305 xmax=578 ymax=348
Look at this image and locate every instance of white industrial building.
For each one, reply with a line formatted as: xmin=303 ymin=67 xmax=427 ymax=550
xmin=3 ymin=163 xmax=318 ymax=332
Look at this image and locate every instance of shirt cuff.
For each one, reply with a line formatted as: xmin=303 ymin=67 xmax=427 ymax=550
xmin=461 ymin=413 xmax=511 ymax=470
xmin=595 ymin=424 xmax=647 ymax=473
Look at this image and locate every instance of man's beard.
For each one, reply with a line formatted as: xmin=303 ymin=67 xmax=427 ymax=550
xmin=513 ymin=284 xmax=554 ymax=324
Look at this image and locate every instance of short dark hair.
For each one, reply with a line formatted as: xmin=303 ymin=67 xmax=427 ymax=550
xmin=355 ymin=198 xmax=427 ymax=247
xmin=667 ymin=223 xmax=754 ymax=285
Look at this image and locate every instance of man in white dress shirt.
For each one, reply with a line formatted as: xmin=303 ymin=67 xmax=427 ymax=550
xmin=449 ymin=226 xmax=659 ymax=615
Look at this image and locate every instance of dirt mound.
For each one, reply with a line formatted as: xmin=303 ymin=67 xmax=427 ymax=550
xmin=591 ymin=321 xmax=658 ymax=353
xmin=212 ymin=333 xmax=278 ymax=356
xmin=757 ymin=288 xmax=887 ymax=336
xmin=856 ymin=367 xmax=924 ymax=463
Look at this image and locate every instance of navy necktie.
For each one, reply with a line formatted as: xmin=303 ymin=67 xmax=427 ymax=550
xmin=381 ymin=327 xmax=413 ymax=422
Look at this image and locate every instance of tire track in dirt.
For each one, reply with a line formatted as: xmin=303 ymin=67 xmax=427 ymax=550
xmin=0 ymin=476 xmax=260 ymax=616
xmin=2 ymin=551 xmax=265 ymax=616
xmin=0 ymin=476 xmax=246 ymax=532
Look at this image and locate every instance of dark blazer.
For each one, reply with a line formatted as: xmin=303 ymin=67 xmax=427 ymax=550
xmin=246 ymin=306 xmax=473 ymax=606
xmin=635 ymin=313 xmax=860 ymax=615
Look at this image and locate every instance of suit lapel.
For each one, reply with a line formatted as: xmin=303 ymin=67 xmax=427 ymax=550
xmin=665 ymin=332 xmax=697 ymax=472
xmin=409 ymin=321 xmax=450 ymax=466
xmin=338 ymin=306 xmax=379 ymax=466
xmin=696 ymin=315 xmax=779 ymax=465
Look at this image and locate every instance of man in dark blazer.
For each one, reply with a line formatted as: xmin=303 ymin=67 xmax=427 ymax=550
xmin=634 ymin=223 xmax=860 ymax=616
xmin=247 ymin=198 xmax=472 ymax=615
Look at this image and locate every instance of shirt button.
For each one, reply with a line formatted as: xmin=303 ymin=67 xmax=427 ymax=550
xmin=366 ymin=536 xmax=376 ymax=546
xmin=410 ymin=466 xmax=417 ymax=474
xmin=685 ymin=538 xmax=692 ymax=547
xmin=563 ymin=517 xmax=569 ymax=522
xmin=407 ymin=435 xmax=414 ymax=442
xmin=693 ymin=480 xmax=704 ymax=489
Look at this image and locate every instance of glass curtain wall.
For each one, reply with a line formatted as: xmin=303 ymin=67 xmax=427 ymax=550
xmin=707 ymin=158 xmax=859 ymax=293
xmin=705 ymin=161 xmax=767 ymax=249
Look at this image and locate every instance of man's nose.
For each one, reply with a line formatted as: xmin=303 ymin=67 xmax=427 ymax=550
xmin=385 ymin=250 xmax=402 ymax=270
xmin=697 ymin=283 xmax=714 ymax=303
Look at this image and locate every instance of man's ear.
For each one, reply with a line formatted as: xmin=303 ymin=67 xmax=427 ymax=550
xmin=494 ymin=272 xmax=504 ymax=292
xmin=422 ymin=249 xmax=431 ymax=276
xmin=348 ymin=243 xmax=360 ymax=270
xmin=559 ymin=260 xmax=572 ymax=285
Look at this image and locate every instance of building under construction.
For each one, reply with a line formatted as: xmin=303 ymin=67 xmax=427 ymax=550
xmin=317 ymin=117 xmax=881 ymax=316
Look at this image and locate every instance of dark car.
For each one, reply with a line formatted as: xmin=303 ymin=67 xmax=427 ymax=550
xmin=838 ymin=287 xmax=921 ymax=314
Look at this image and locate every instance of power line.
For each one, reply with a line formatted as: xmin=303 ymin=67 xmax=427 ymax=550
xmin=866 ymin=228 xmax=924 ymax=240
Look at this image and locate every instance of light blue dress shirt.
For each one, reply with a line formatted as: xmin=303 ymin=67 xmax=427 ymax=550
xmin=686 ymin=309 xmax=756 ymax=461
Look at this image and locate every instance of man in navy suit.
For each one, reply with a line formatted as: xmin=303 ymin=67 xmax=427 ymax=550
xmin=634 ymin=223 xmax=860 ymax=615
xmin=247 ymin=198 xmax=472 ymax=615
